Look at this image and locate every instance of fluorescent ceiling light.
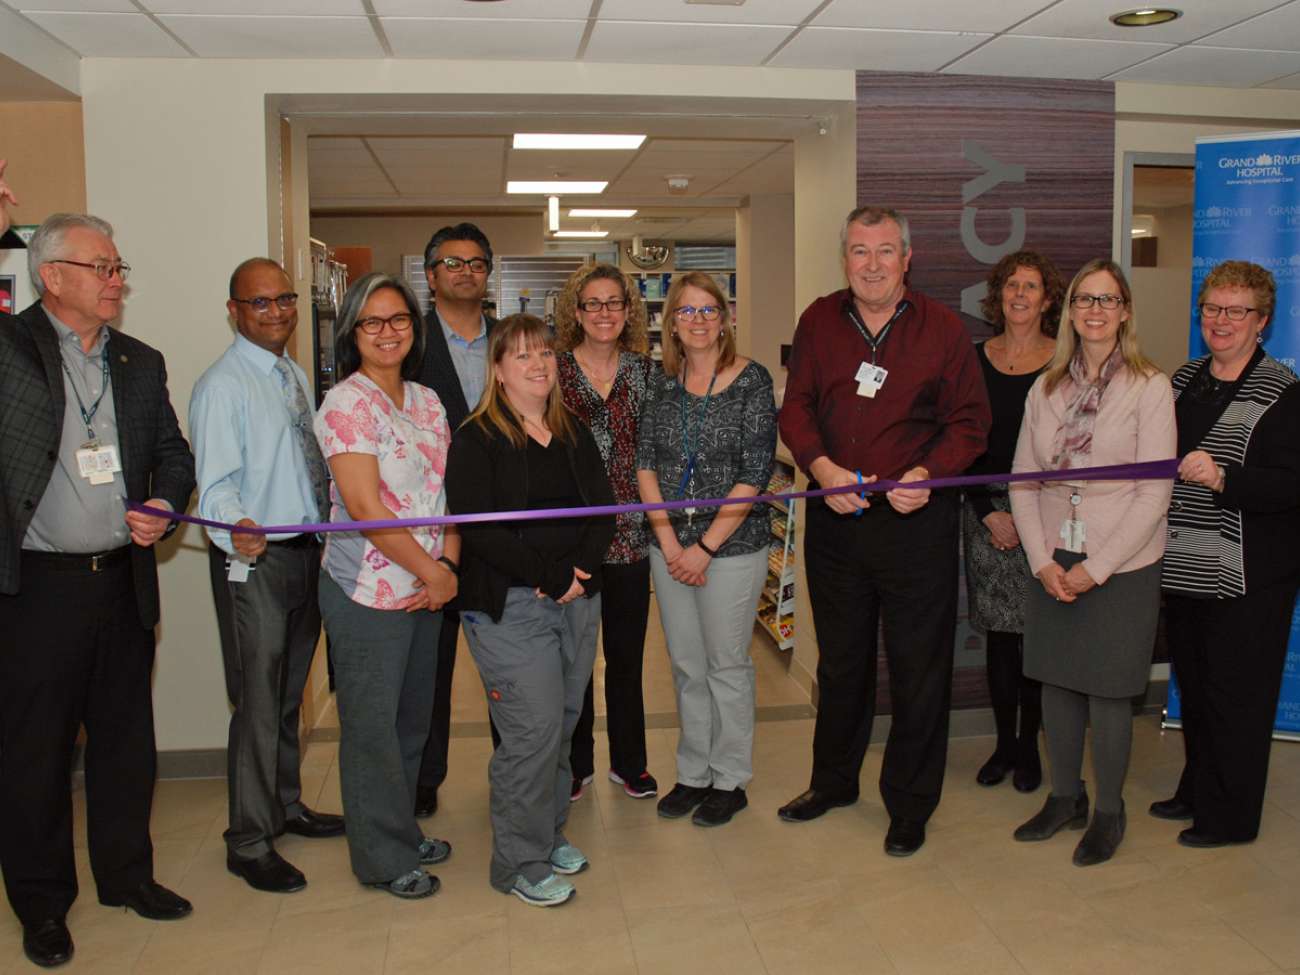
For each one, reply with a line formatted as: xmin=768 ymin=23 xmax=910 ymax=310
xmin=548 ymin=196 xmax=560 ymax=233
xmin=554 ymin=230 xmax=610 ymax=238
xmin=513 ymin=134 xmax=645 ymax=150
xmin=508 ymin=180 xmax=607 ymax=195
xmin=569 ymin=208 xmax=638 ymax=218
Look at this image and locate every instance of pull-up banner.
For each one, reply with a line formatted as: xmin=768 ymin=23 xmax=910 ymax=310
xmin=1168 ymin=130 xmax=1300 ymax=739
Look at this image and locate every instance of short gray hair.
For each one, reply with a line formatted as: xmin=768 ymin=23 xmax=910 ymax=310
xmin=28 ymin=213 xmax=115 ymax=296
xmin=841 ymin=206 xmax=910 ymax=256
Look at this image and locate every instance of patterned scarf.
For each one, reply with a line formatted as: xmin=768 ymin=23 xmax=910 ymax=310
xmin=1049 ymin=344 xmax=1124 ymax=470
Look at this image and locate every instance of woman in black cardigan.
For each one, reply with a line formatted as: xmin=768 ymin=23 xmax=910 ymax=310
xmin=444 ymin=314 xmax=615 ymax=908
xmin=1158 ymin=260 xmax=1300 ymax=847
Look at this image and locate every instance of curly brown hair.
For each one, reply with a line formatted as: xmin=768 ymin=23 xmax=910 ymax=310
xmin=979 ymin=250 xmax=1065 ymax=337
xmin=553 ymin=263 xmax=650 ymax=354
xmin=1198 ymin=260 xmax=1276 ymax=321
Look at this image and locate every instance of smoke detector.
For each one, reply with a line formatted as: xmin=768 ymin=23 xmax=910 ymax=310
xmin=666 ymin=174 xmax=691 ymax=195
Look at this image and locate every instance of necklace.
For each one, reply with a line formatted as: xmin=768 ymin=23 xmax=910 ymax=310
xmin=575 ymin=349 xmax=618 ymax=395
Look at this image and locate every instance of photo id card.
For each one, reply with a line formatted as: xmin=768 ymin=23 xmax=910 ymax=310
xmin=854 ymin=362 xmax=888 ymax=398
xmin=75 ymin=442 xmax=122 ymax=486
xmin=1059 ymin=516 xmax=1086 ymax=554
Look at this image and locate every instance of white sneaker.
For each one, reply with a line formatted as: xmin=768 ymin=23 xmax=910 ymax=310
xmin=550 ymin=843 xmax=588 ymax=875
xmin=510 ymin=872 xmax=575 ymax=907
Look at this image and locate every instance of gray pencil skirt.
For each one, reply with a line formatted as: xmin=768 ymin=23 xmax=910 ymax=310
xmin=1023 ymin=550 xmax=1162 ymax=699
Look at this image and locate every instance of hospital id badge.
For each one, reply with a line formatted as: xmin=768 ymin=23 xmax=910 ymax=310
xmin=855 ymin=362 xmax=888 ymax=398
xmin=1059 ymin=516 xmax=1086 ymax=554
xmin=75 ymin=441 xmax=122 ymax=486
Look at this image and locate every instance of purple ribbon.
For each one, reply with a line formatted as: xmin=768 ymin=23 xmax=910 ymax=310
xmin=127 ymin=459 xmax=1180 ymax=536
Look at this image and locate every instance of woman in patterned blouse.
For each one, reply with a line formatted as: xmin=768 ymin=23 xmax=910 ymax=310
xmin=636 ymin=271 xmax=777 ymax=828
xmin=555 ymin=263 xmax=660 ymax=803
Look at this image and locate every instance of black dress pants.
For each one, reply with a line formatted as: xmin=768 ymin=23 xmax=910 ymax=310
xmin=1166 ymin=580 xmax=1298 ymax=841
xmin=0 ymin=550 xmax=157 ymax=925
xmin=570 ymin=559 xmax=652 ymax=781
xmin=804 ymin=494 xmax=959 ymax=824
xmin=416 ymin=604 xmax=463 ymax=800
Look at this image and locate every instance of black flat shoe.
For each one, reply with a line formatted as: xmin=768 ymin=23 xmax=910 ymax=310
xmin=1177 ymin=827 xmax=1247 ymax=849
xmin=692 ymin=787 xmax=747 ymax=827
xmin=884 ymin=818 xmax=925 ymax=857
xmin=1013 ymin=751 xmax=1042 ymax=793
xmin=1149 ymin=797 xmax=1194 ymax=821
xmin=414 ymin=791 xmax=438 ymax=819
xmin=227 ymin=850 xmax=307 ymax=893
xmin=976 ymin=751 xmax=1015 ymax=787
xmin=777 ymin=788 xmax=858 ymax=823
xmin=1073 ymin=803 xmax=1126 ymax=867
xmin=100 ymin=881 xmax=193 ymax=920
xmin=1014 ymin=787 xmax=1089 ymax=842
xmin=22 ymin=918 xmax=72 ymax=968
xmin=282 ymin=807 xmax=346 ymax=839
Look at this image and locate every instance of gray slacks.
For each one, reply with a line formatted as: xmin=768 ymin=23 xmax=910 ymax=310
xmin=318 ymin=573 xmax=441 ymax=884
xmin=208 ymin=541 xmax=321 ymax=859
xmin=649 ymin=546 xmax=767 ymax=792
xmin=461 ymin=588 xmax=600 ymax=892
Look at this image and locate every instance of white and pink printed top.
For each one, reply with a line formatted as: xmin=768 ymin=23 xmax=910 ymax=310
xmin=313 ymin=372 xmax=451 ymax=609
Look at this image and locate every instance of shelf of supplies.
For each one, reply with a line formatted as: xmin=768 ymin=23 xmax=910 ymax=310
xmin=757 ymin=455 xmax=797 ymax=652
xmin=757 ymin=610 xmax=795 ymax=651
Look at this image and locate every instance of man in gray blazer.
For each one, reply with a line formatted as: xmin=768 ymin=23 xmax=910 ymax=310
xmin=0 ymin=211 xmax=196 ymax=968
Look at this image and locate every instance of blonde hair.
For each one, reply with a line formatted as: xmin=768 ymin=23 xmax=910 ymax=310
xmin=466 ymin=314 xmax=578 ymax=449
xmin=553 ymin=263 xmax=649 ymax=354
xmin=1043 ymin=259 xmax=1159 ymax=394
xmin=661 ymin=271 xmax=735 ymax=377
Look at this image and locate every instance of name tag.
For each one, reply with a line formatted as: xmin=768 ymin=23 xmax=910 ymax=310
xmin=75 ymin=442 xmax=122 ymax=486
xmin=855 ymin=362 xmax=888 ymax=398
xmin=226 ymin=557 xmax=253 ymax=583
xmin=1060 ymin=517 xmax=1086 ymax=554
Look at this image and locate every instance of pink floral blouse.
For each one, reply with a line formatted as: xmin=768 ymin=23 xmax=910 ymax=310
xmin=313 ymin=373 xmax=450 ymax=609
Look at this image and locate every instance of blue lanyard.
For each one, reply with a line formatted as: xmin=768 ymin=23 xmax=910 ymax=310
xmin=61 ymin=343 xmax=111 ymax=440
xmin=676 ymin=370 xmax=718 ymax=500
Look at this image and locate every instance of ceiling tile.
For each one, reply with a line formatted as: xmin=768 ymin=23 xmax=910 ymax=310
xmin=1108 ymin=45 xmax=1300 ymax=87
xmin=383 ymin=17 xmax=585 ymax=59
xmin=158 ymin=15 xmax=382 ymax=57
xmin=584 ymin=21 xmax=791 ymax=66
xmin=22 ymin=12 xmax=190 ymax=56
xmin=372 ymin=0 xmax=591 ymax=17
xmin=1198 ymin=4 xmax=1300 ymax=52
xmin=1010 ymin=0 xmax=1284 ymax=43
xmin=943 ymin=34 xmax=1171 ymax=78
xmin=146 ymin=0 xmax=367 ymax=12
xmin=769 ymin=27 xmax=989 ymax=71
xmin=598 ymin=0 xmax=822 ymax=25
xmin=17 ymin=0 xmax=134 ymax=9
xmin=643 ymin=139 xmax=780 ymax=157
xmin=813 ymin=0 xmax=1053 ymax=33
xmin=1261 ymin=70 xmax=1300 ymax=89
xmin=507 ymin=155 xmax=635 ymax=180
xmin=368 ymin=137 xmax=504 ymax=157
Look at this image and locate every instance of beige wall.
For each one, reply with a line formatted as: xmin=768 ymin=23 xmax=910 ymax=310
xmin=735 ymin=193 xmax=795 ymax=382
xmin=0 ymin=101 xmax=85 ymax=228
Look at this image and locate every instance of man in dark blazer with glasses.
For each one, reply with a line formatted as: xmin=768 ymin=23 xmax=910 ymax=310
xmin=0 ymin=207 xmax=195 ymax=968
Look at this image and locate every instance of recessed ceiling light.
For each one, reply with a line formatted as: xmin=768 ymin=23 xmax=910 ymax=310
xmin=508 ymin=181 xmax=608 ymax=194
xmin=569 ymin=208 xmax=638 ymax=218
xmin=1110 ymin=8 xmax=1181 ymax=26
xmin=513 ymin=134 xmax=646 ymax=151
xmin=554 ymin=230 xmax=610 ymax=238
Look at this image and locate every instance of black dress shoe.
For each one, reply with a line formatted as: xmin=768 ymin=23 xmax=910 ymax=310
xmin=692 ymin=787 xmax=748 ymax=827
xmin=100 ymin=881 xmax=193 ymax=920
xmin=282 ymin=807 xmax=346 ymax=839
xmin=777 ymin=788 xmax=858 ymax=823
xmin=1012 ymin=751 xmax=1042 ymax=793
xmin=22 ymin=918 xmax=73 ymax=968
xmin=1149 ymin=797 xmax=1194 ymax=821
xmin=976 ymin=750 xmax=1014 ymax=786
xmin=884 ymin=818 xmax=926 ymax=857
xmin=1177 ymin=827 xmax=1245 ymax=849
xmin=1073 ymin=803 xmax=1126 ymax=867
xmin=1014 ymin=787 xmax=1090 ymax=841
xmin=414 ymin=791 xmax=438 ymax=819
xmin=228 ymin=850 xmax=308 ymax=893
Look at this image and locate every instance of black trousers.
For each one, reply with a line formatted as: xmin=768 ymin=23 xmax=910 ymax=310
xmin=0 ymin=550 xmax=157 ymax=925
xmin=416 ymin=604 xmax=463 ymax=800
xmin=208 ymin=540 xmax=321 ymax=858
xmin=1166 ymin=580 xmax=1298 ymax=841
xmin=804 ymin=494 xmax=959 ymax=823
xmin=570 ymin=559 xmax=652 ymax=781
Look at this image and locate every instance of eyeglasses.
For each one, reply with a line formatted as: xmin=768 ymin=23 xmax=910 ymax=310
xmin=1199 ymin=302 xmax=1258 ymax=322
xmin=578 ymin=297 xmax=627 ymax=313
xmin=357 ymin=313 xmax=414 ymax=335
xmin=673 ymin=304 xmax=723 ymax=322
xmin=1069 ymin=293 xmax=1125 ymax=310
xmin=231 ymin=293 xmax=298 ymax=313
xmin=431 ymin=256 xmax=491 ymax=274
xmin=51 ymin=259 xmax=131 ymax=282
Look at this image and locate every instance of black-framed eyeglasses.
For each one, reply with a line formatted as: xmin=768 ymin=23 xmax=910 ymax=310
xmin=357 ymin=313 xmax=415 ymax=335
xmin=51 ymin=259 xmax=131 ymax=282
xmin=1199 ymin=302 xmax=1258 ymax=322
xmin=431 ymin=256 xmax=491 ymax=274
xmin=232 ymin=293 xmax=298 ymax=313
xmin=578 ymin=297 xmax=628 ymax=313
xmin=1069 ymin=293 xmax=1125 ymax=310
xmin=673 ymin=304 xmax=723 ymax=321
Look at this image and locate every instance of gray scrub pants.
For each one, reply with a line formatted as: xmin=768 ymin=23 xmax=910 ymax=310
xmin=461 ymin=588 xmax=600 ymax=892
xmin=650 ymin=546 xmax=768 ymax=792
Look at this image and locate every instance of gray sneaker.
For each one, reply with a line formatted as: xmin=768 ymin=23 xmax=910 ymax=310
xmin=418 ymin=836 xmax=452 ymax=865
xmin=368 ymin=869 xmax=438 ymax=899
xmin=550 ymin=843 xmax=588 ymax=875
xmin=510 ymin=873 xmax=575 ymax=907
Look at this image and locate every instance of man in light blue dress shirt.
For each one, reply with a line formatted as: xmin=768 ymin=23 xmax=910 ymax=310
xmin=189 ymin=258 xmax=344 ymax=895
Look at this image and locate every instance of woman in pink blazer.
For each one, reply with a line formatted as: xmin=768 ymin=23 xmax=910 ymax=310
xmin=1008 ymin=259 xmax=1175 ymax=867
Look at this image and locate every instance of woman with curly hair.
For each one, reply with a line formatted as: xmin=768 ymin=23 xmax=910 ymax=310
xmin=553 ymin=263 xmax=659 ymax=802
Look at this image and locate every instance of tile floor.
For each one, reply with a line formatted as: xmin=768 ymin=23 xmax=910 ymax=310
xmin=4 ymin=613 xmax=1299 ymax=974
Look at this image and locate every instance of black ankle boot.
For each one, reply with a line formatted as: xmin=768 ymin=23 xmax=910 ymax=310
xmin=977 ymin=747 xmax=1016 ymax=786
xmin=1013 ymin=785 xmax=1089 ymax=841
xmin=1012 ymin=738 xmax=1042 ymax=793
xmin=1073 ymin=802 xmax=1126 ymax=866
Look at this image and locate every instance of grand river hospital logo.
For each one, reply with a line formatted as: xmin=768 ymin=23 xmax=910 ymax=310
xmin=1218 ymin=149 xmax=1300 ymax=184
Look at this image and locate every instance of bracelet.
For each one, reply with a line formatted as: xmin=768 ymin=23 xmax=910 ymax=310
xmin=697 ymin=539 xmax=718 ymax=558
xmin=436 ymin=555 xmax=459 ymax=576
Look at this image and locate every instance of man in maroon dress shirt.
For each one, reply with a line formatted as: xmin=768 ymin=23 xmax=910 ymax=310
xmin=777 ymin=206 xmax=990 ymax=856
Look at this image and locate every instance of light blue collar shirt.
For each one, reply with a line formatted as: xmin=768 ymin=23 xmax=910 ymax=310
xmin=189 ymin=332 xmax=319 ymax=554
xmin=435 ymin=306 xmax=488 ymax=411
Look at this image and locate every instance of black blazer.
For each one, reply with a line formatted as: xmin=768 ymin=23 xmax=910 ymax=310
xmin=445 ymin=417 xmax=616 ymax=623
xmin=418 ymin=307 xmax=497 ymax=432
xmin=0 ymin=301 xmax=196 ymax=627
